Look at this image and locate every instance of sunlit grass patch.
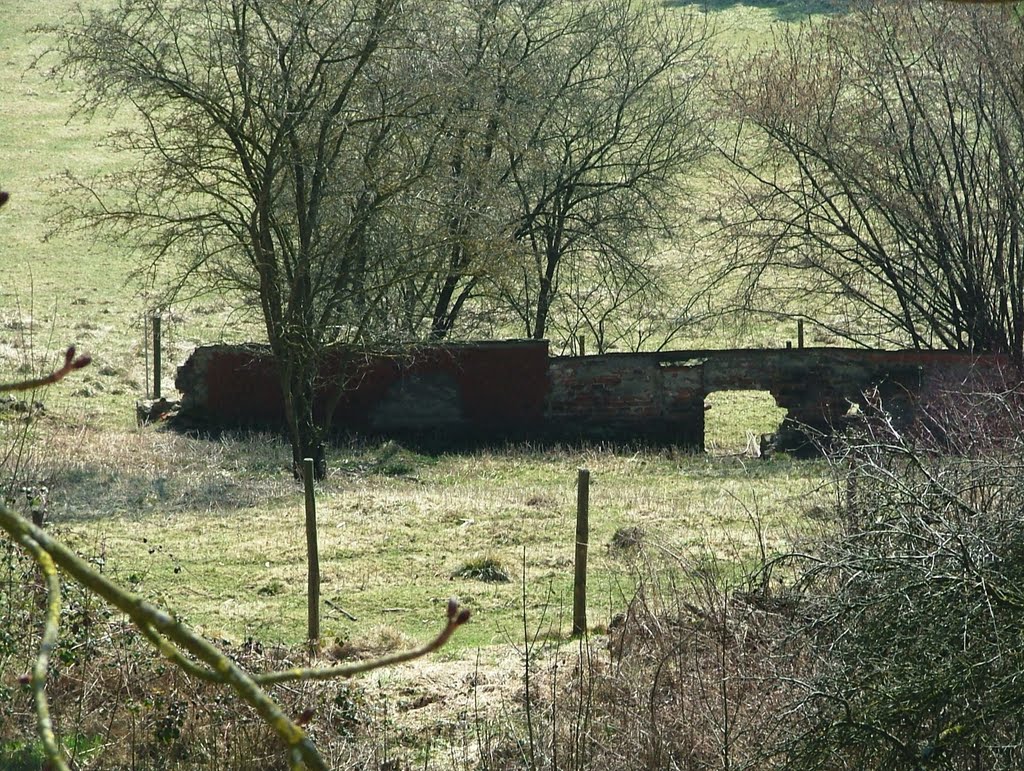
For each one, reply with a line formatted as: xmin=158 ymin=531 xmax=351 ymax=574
xmin=704 ymin=389 xmax=788 ymax=455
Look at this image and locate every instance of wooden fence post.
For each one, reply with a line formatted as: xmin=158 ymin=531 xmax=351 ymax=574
xmin=152 ymin=314 xmax=162 ymax=399
xmin=798 ymin=319 xmax=805 ymax=349
xmin=143 ymin=316 xmax=149 ymax=397
xmin=303 ymin=458 xmax=321 ymax=644
xmin=572 ymin=468 xmax=590 ymax=637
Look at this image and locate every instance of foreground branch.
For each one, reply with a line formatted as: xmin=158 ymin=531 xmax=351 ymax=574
xmin=17 ymin=533 xmax=68 ymax=771
xmin=0 ymin=346 xmax=92 ymax=394
xmin=0 ymin=504 xmax=471 ymax=769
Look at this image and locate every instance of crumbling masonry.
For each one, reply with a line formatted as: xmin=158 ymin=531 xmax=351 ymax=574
xmin=174 ymin=341 xmax=1012 ymax=451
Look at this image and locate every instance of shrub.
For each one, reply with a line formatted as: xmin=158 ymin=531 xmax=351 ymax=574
xmin=778 ymin=374 xmax=1024 ymax=769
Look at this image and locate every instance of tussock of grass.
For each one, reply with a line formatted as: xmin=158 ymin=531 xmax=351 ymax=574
xmin=335 ymin=439 xmax=429 ymax=478
xmin=452 ymin=555 xmax=512 ymax=583
xmin=609 ymin=525 xmax=645 ymax=553
xmin=350 ymin=624 xmax=416 ymax=656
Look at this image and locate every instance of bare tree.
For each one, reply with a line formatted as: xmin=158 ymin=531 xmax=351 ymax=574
xmin=396 ymin=0 xmax=715 ymax=346
xmin=352 ymin=0 xmax=525 ymax=342
xmin=41 ymin=0 xmax=714 ymax=467
xmin=42 ymin=0 xmax=449 ymax=476
xmin=497 ymin=0 xmax=713 ymax=343
xmin=0 ymin=189 xmax=475 ymax=770
xmin=552 ymin=253 xmax=683 ymax=354
xmin=719 ymin=1 xmax=1024 ymax=360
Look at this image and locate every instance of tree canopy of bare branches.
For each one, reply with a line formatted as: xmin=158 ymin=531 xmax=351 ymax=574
xmin=720 ymin=1 xmax=1024 ymax=360
xmin=486 ymin=0 xmax=713 ymax=343
xmin=44 ymin=0 xmax=451 ymax=475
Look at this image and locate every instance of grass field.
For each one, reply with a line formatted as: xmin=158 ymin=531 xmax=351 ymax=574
xmin=27 ymin=425 xmax=826 ymax=647
xmin=2 ymin=0 xmax=836 ymax=660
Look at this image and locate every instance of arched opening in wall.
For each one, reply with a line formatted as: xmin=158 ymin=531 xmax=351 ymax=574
xmin=703 ymin=390 xmax=788 ymax=457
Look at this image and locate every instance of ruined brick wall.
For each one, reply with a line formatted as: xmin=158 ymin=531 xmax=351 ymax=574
xmin=174 ymin=341 xmax=550 ymax=439
xmin=176 ymin=344 xmax=282 ymax=425
xmin=703 ymin=348 xmax=1010 ymax=440
xmin=346 ymin=342 xmax=550 ymax=435
xmin=545 ymin=354 xmax=705 ymax=445
xmin=543 ymin=347 xmax=1011 ymax=447
xmin=175 ymin=343 xmax=1013 ymax=448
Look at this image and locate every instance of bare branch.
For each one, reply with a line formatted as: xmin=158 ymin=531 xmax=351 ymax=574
xmin=0 ymin=346 xmax=92 ymax=394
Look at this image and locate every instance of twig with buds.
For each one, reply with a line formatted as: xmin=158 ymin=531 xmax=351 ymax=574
xmin=0 ymin=345 xmax=92 ymax=394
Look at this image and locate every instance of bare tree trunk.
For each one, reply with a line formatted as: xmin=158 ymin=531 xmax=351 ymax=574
xmin=281 ymin=364 xmax=326 ymax=481
xmin=532 ymin=251 xmax=559 ymax=341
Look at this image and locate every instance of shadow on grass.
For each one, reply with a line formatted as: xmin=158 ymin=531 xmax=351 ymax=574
xmin=44 ymin=466 xmax=283 ymax=522
xmin=39 ymin=423 xmax=817 ymax=524
xmin=40 ymin=432 xmax=443 ymax=523
xmin=665 ymin=0 xmax=847 ymax=21
xmin=36 ymin=428 xmax=299 ymax=523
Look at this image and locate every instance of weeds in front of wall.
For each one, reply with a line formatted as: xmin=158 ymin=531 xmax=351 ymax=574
xmin=452 ymin=547 xmax=598 ymax=771
xmin=461 ymin=510 xmax=810 ymax=771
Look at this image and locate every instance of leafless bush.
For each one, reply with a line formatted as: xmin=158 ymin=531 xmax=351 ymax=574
xmin=473 ymin=546 xmax=811 ymax=771
xmin=593 ymin=555 xmax=808 ymax=771
xmin=779 ymin=374 xmax=1024 ymax=769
